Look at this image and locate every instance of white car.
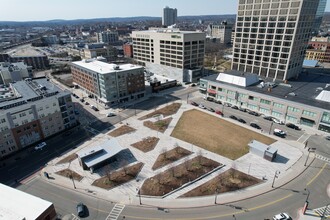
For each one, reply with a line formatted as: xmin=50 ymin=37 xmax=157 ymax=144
xmin=106 ymin=112 xmax=116 ymax=117
xmin=34 ymin=142 xmax=47 ymax=150
xmin=198 ymin=104 xmax=206 ymax=109
xmin=272 ymin=118 xmax=284 ymax=125
xmin=274 ymin=129 xmax=286 ymax=135
xmin=273 ymin=212 xmax=292 ymax=220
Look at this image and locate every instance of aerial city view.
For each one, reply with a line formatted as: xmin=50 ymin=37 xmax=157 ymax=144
xmin=0 ymin=0 xmax=330 ymax=219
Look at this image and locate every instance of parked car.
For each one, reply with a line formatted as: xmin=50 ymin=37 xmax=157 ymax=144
xmin=91 ymin=105 xmax=99 ymax=111
xmin=272 ymin=118 xmax=284 ymax=125
xmin=34 ymin=142 xmax=47 ymax=150
xmin=214 ymin=100 xmax=222 ymax=104
xmin=85 ymin=101 xmax=89 ymax=105
xmin=79 ymin=98 xmax=85 ymax=103
xmin=286 ymin=123 xmax=300 ymax=130
xmin=190 ymin=83 xmax=197 ymax=87
xmin=325 ymin=136 xmax=330 ymax=141
xmin=250 ymin=122 xmax=261 ymax=129
xmin=239 ymin=108 xmax=247 ymax=112
xmin=231 ymin=105 xmax=239 ymax=110
xmin=229 ymin=115 xmax=238 ymax=120
xmin=238 ymin=118 xmax=246 ymax=123
xmin=199 ymin=104 xmax=206 ymax=109
xmin=249 ymin=111 xmax=260 ymax=116
xmin=215 ymin=110 xmax=224 ymax=116
xmin=273 ymin=213 xmax=292 ymax=220
xmin=263 ymin=116 xmax=273 ymax=121
xmin=273 ymin=129 xmax=286 ymax=138
xmin=190 ymin=101 xmax=198 ymax=106
xmin=106 ymin=112 xmax=116 ymax=117
xmin=76 ymin=202 xmax=86 ymax=217
xmin=207 ymin=107 xmax=215 ymax=112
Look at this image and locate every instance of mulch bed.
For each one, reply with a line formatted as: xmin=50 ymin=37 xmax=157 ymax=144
xmin=141 ymin=156 xmax=221 ymax=196
xmin=56 ymin=153 xmax=77 ymax=165
xmin=139 ymin=103 xmax=181 ymax=120
xmin=108 ymin=125 xmax=136 ymax=137
xmin=181 ymin=168 xmax=262 ymax=197
xmin=143 ymin=117 xmax=173 ymax=133
xmin=56 ymin=169 xmax=83 ymax=181
xmin=92 ymin=162 xmax=144 ymax=190
xmin=152 ymin=146 xmax=192 ymax=170
xmin=131 ymin=137 xmax=160 ymax=153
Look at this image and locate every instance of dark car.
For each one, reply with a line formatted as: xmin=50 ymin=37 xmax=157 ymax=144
xmin=190 ymin=101 xmax=198 ymax=106
xmin=250 ymin=123 xmax=261 ymax=129
xmin=229 ymin=115 xmax=238 ymax=120
xmin=231 ymin=106 xmax=239 ymax=110
xmin=207 ymin=107 xmax=215 ymax=112
xmin=249 ymin=111 xmax=260 ymax=116
xmin=238 ymin=118 xmax=246 ymax=123
xmin=80 ymin=98 xmax=85 ymax=102
xmin=214 ymin=100 xmax=222 ymax=104
xmin=190 ymin=83 xmax=197 ymax=87
xmin=76 ymin=202 xmax=86 ymax=217
xmin=263 ymin=116 xmax=273 ymax=121
xmin=239 ymin=108 xmax=247 ymax=112
xmin=286 ymin=123 xmax=300 ymax=130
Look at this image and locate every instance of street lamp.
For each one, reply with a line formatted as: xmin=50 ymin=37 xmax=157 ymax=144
xmin=233 ymin=214 xmax=237 ymax=220
xmin=186 ymin=93 xmax=190 ymax=104
xmin=138 ymin=188 xmax=142 ymax=205
xmin=304 ymin=188 xmax=310 ymax=202
xmin=272 ymin=170 xmax=280 ymax=188
xmin=69 ymin=174 xmax=76 ymax=189
xmin=214 ymin=188 xmax=219 ymax=204
xmin=304 ymin=148 xmax=316 ymax=166
xmin=269 ymin=122 xmax=274 ymax=134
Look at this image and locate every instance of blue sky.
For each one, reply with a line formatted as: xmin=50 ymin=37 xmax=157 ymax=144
xmin=0 ymin=0 xmax=329 ymax=21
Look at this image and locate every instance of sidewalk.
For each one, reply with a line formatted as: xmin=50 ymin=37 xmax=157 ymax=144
xmin=41 ymin=101 xmax=314 ymax=209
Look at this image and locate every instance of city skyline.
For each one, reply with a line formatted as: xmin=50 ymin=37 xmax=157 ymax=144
xmin=1 ymin=0 xmax=328 ymax=22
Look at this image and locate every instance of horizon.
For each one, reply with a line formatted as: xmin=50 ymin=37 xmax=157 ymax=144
xmin=1 ymin=0 xmax=328 ymax=22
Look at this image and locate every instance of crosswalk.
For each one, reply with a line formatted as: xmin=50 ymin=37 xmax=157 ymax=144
xmin=313 ymin=205 xmax=330 ymax=217
xmin=316 ymin=154 xmax=330 ymax=164
xmin=106 ymin=203 xmax=125 ymax=220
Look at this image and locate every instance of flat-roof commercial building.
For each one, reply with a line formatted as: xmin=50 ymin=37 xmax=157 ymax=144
xmin=0 ymin=62 xmax=33 ymax=85
xmin=232 ymin=0 xmax=320 ymax=81
xmin=0 ymin=183 xmax=57 ymax=220
xmin=132 ymin=28 xmax=205 ymax=83
xmin=305 ymin=37 xmax=330 ymax=63
xmin=71 ymin=59 xmax=145 ymax=108
xmin=200 ymin=71 xmax=330 ymax=133
xmin=97 ymin=31 xmax=119 ymax=44
xmin=206 ymin=22 xmax=233 ymax=44
xmin=0 ymin=78 xmax=77 ymax=158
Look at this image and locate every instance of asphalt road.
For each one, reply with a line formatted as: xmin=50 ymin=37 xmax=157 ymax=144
xmin=18 ymin=158 xmax=329 ymax=220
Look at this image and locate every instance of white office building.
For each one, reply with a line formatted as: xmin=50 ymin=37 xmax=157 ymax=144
xmin=0 ymin=62 xmax=32 ymax=85
xmin=162 ymin=6 xmax=177 ymax=26
xmin=97 ymin=31 xmax=119 ymax=44
xmin=232 ymin=0 xmax=320 ymax=81
xmin=206 ymin=22 xmax=233 ymax=44
xmin=132 ymin=28 xmax=205 ymax=82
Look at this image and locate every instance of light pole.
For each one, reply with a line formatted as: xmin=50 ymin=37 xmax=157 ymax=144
xmin=138 ymin=188 xmax=142 ymax=205
xmin=269 ymin=122 xmax=274 ymax=134
xmin=69 ymin=174 xmax=76 ymax=189
xmin=233 ymin=214 xmax=237 ymax=220
xmin=304 ymin=148 xmax=316 ymax=166
xmin=304 ymin=188 xmax=310 ymax=202
xmin=214 ymin=188 xmax=219 ymax=204
xmin=271 ymin=170 xmax=280 ymax=188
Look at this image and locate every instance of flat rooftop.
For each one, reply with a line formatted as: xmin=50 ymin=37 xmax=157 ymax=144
xmin=134 ymin=28 xmax=204 ymax=35
xmin=0 ymin=183 xmax=53 ymax=220
xmin=203 ymin=70 xmax=330 ymax=111
xmin=7 ymin=46 xmax=46 ymax=57
xmin=72 ymin=59 xmax=143 ymax=74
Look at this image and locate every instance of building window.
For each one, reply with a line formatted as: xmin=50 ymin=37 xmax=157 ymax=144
xmin=288 ymin=106 xmax=300 ymax=113
xmin=260 ymin=99 xmax=271 ymax=105
xmin=302 ymin=110 xmax=316 ymax=118
xmin=273 ymin=102 xmax=284 ymax=108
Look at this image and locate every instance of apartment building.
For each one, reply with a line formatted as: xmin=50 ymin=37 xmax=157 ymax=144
xmin=232 ymin=0 xmax=320 ymax=81
xmin=0 ymin=62 xmax=33 ymax=85
xmin=132 ymin=28 xmax=205 ymax=82
xmin=71 ymin=59 xmax=145 ymax=108
xmin=97 ymin=31 xmax=119 ymax=44
xmin=123 ymin=43 xmax=133 ymax=58
xmin=83 ymin=44 xmax=117 ymax=62
xmin=163 ymin=6 xmax=177 ymax=26
xmin=0 ymin=78 xmax=76 ymax=158
xmin=206 ymin=22 xmax=233 ymax=44
xmin=200 ymin=71 xmax=330 ymax=133
xmin=305 ymin=36 xmax=330 ymax=63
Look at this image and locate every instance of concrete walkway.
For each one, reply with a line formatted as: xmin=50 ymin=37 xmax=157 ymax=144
xmin=42 ymin=101 xmax=313 ymax=209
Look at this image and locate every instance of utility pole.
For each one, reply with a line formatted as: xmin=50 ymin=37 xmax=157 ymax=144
xmin=214 ymin=188 xmax=219 ymax=204
xmin=69 ymin=174 xmax=76 ymax=189
xmin=304 ymin=148 xmax=316 ymax=166
xmin=269 ymin=122 xmax=274 ymax=134
xmin=271 ymin=170 xmax=280 ymax=188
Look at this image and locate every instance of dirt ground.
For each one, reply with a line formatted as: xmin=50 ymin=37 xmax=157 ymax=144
xmin=143 ymin=118 xmax=173 ymax=133
xmin=108 ymin=125 xmax=136 ymax=137
xmin=131 ymin=137 xmax=160 ymax=152
xmin=56 ymin=169 xmax=83 ymax=181
xmin=56 ymin=153 xmax=77 ymax=165
xmin=171 ymin=109 xmax=275 ymax=160
xmin=139 ymin=103 xmax=181 ymax=120
xmin=92 ymin=162 xmax=143 ymax=190
xmin=141 ymin=156 xmax=220 ymax=196
xmin=152 ymin=146 xmax=192 ymax=170
xmin=181 ymin=168 xmax=262 ymax=197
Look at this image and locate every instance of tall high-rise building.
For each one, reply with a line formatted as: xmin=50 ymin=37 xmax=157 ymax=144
xmin=232 ymin=0 xmax=320 ymax=81
xmin=162 ymin=6 xmax=177 ymax=26
xmin=314 ymin=0 xmax=327 ymax=33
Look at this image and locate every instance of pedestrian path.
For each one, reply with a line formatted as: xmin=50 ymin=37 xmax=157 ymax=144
xmin=313 ymin=205 xmax=330 ymax=218
xmin=297 ymin=133 xmax=311 ymax=144
xmin=316 ymin=154 xmax=330 ymax=164
xmin=106 ymin=203 xmax=125 ymax=220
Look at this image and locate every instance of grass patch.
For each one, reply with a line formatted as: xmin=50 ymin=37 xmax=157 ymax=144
xmin=139 ymin=103 xmax=181 ymax=120
xmin=56 ymin=153 xmax=77 ymax=165
xmin=92 ymin=162 xmax=144 ymax=190
xmin=56 ymin=169 xmax=83 ymax=181
xmin=143 ymin=117 xmax=172 ymax=133
xmin=181 ymin=168 xmax=262 ymax=197
xmin=171 ymin=109 xmax=275 ymax=160
xmin=131 ymin=137 xmax=160 ymax=153
xmin=152 ymin=146 xmax=192 ymax=170
xmin=108 ymin=125 xmax=136 ymax=137
xmin=141 ymin=156 xmax=220 ymax=196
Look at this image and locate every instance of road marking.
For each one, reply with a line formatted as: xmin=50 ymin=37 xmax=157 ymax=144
xmin=313 ymin=206 xmax=330 ymax=217
xmin=316 ymin=154 xmax=330 ymax=164
xmin=71 ymin=214 xmax=80 ymax=220
xmin=106 ymin=203 xmax=125 ymax=220
xmin=297 ymin=133 xmax=310 ymax=144
xmin=307 ymin=162 xmax=328 ymax=186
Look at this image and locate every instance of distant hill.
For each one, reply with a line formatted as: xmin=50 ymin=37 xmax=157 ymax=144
xmin=0 ymin=14 xmax=236 ymax=26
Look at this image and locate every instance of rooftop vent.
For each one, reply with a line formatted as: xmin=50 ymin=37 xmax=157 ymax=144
xmin=288 ymin=92 xmax=296 ymax=96
xmin=113 ymin=65 xmax=120 ymax=70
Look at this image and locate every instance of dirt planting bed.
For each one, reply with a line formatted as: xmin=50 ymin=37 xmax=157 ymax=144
xmin=139 ymin=103 xmax=181 ymax=120
xmin=56 ymin=169 xmax=83 ymax=181
xmin=131 ymin=137 xmax=160 ymax=153
xmin=143 ymin=117 xmax=173 ymax=133
xmin=108 ymin=125 xmax=136 ymax=137
xmin=56 ymin=153 xmax=77 ymax=165
xmin=152 ymin=146 xmax=192 ymax=170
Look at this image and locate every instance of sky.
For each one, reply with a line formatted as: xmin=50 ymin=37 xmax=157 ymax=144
xmin=0 ymin=0 xmax=330 ymax=22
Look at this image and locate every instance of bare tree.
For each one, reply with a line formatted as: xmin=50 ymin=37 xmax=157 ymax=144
xmin=231 ymin=162 xmax=237 ymax=179
xmin=161 ymin=147 xmax=168 ymax=160
xmin=104 ymin=164 xmax=112 ymax=181
xmin=197 ymin=149 xmax=203 ymax=164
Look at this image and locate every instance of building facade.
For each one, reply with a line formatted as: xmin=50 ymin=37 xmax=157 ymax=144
xmin=232 ymin=0 xmax=320 ymax=81
xmin=162 ymin=6 xmax=177 ymax=26
xmin=0 ymin=78 xmax=77 ymax=158
xmin=314 ymin=0 xmax=327 ymax=33
xmin=123 ymin=43 xmax=133 ymax=58
xmin=0 ymin=62 xmax=33 ymax=85
xmin=199 ymin=72 xmax=330 ymax=133
xmin=71 ymin=59 xmax=145 ymax=107
xmin=97 ymin=31 xmax=119 ymax=44
xmin=206 ymin=22 xmax=233 ymax=44
xmin=305 ymin=36 xmax=330 ymax=63
xmin=132 ymin=28 xmax=205 ymax=82
xmin=83 ymin=45 xmax=117 ymax=62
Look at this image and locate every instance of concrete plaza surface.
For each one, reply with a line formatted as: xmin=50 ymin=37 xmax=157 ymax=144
xmin=42 ymin=101 xmax=315 ymax=209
